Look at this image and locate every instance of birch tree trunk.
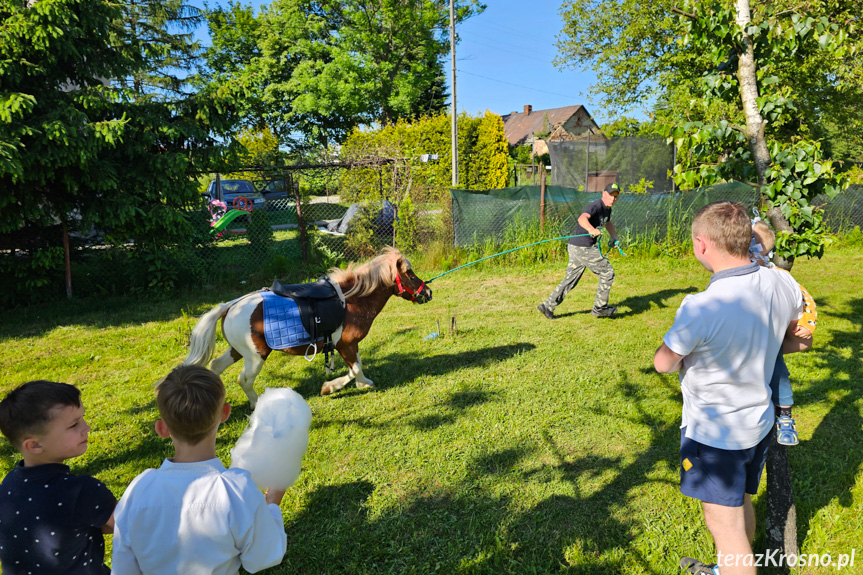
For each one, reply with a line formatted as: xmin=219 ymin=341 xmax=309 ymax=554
xmin=735 ymin=0 xmax=798 ymax=566
xmin=735 ymin=0 xmax=795 ymax=271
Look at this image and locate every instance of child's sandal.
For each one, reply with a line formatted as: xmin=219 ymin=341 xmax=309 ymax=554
xmin=776 ymin=415 xmax=799 ymax=446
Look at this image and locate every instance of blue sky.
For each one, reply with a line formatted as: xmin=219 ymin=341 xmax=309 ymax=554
xmin=452 ymin=0 xmax=602 ymax=120
xmin=195 ymin=0 xmax=626 ymax=125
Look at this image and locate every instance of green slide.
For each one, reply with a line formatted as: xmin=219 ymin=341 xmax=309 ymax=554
xmin=210 ymin=209 xmax=247 ymax=235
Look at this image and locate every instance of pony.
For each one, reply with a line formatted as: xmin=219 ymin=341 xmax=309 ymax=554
xmin=182 ymin=247 xmax=432 ymax=407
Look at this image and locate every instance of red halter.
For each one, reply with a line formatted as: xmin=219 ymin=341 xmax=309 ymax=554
xmin=394 ymin=273 xmax=425 ymax=302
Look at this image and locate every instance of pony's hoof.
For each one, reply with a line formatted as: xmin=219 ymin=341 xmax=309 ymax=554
xmin=355 ymin=381 xmax=375 ymax=390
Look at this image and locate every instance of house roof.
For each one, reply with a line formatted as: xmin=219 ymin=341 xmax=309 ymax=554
xmin=500 ymin=105 xmax=592 ymax=146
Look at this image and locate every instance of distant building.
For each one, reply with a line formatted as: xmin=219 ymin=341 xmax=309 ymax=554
xmin=500 ymin=104 xmax=605 ymax=156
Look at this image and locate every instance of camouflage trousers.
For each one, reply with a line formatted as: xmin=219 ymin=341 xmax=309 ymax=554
xmin=543 ymin=243 xmax=614 ymax=311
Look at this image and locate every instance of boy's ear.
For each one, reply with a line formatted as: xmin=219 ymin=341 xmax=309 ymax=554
xmin=154 ymin=419 xmax=171 ymax=439
xmin=21 ymin=437 xmax=43 ymax=454
xmin=220 ymin=402 xmax=231 ymax=424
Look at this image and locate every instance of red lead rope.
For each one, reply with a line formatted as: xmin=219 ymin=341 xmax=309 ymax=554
xmin=394 ymin=274 xmax=425 ymax=301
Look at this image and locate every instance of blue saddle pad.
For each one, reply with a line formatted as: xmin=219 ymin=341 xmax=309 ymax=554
xmin=261 ymin=291 xmax=314 ymax=350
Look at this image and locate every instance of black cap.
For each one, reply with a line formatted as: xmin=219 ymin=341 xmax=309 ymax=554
xmin=605 ymin=183 xmax=621 ymax=194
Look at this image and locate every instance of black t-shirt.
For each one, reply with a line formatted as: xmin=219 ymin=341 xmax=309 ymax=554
xmin=569 ymin=198 xmax=613 ymax=247
xmin=0 ymin=462 xmax=116 ymax=575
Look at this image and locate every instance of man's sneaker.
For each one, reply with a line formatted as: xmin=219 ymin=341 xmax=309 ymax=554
xmin=680 ymin=557 xmax=720 ymax=574
xmin=537 ymin=303 xmax=554 ymax=320
xmin=591 ymin=305 xmax=617 ymax=318
xmin=776 ymin=415 xmax=799 ymax=446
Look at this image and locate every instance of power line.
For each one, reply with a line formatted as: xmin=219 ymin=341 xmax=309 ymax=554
xmin=462 ymin=36 xmax=553 ymax=63
xmin=469 ymin=21 xmax=550 ymax=43
xmin=457 ymin=69 xmax=577 ymax=99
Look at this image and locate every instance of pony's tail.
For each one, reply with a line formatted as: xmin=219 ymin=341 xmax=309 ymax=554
xmin=183 ymin=296 xmax=243 ymax=368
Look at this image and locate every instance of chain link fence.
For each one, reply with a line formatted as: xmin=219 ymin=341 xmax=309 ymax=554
xmin=3 ymin=170 xmax=861 ymax=306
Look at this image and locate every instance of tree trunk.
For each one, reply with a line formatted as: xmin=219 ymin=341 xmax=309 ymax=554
xmin=734 ymin=0 xmax=797 ymax=560
xmin=735 ymin=0 xmax=795 ymax=271
xmin=765 ymin=436 xmax=798 ymax=574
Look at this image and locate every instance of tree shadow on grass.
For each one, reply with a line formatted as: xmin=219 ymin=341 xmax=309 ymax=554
xmin=409 ymin=389 xmax=500 ymax=431
xmin=551 ymin=286 xmax=698 ymax=320
xmin=264 ymin=343 xmax=535 ymax=405
xmin=78 ymin=421 xmax=169 ymax=486
xmin=455 ymin=373 xmax=682 ymax=574
xmin=280 ymin=481 xmax=519 ymax=574
xmin=0 ymin=289 xmax=250 ymax=339
xmin=614 ymin=286 xmax=699 ymax=318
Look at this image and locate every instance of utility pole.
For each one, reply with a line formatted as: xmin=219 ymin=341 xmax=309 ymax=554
xmin=450 ymin=0 xmax=458 ymax=187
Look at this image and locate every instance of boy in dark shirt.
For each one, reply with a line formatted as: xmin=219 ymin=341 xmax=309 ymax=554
xmin=538 ymin=182 xmax=621 ymax=319
xmin=0 ymin=380 xmax=116 ymax=575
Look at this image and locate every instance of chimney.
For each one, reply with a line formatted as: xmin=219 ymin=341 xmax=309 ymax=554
xmin=524 ymin=105 xmax=532 ymax=115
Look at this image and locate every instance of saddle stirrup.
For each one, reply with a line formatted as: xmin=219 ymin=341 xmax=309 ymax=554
xmin=304 ymin=342 xmax=318 ymax=362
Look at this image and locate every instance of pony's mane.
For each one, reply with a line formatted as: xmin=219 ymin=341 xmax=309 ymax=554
xmin=329 ymin=247 xmax=408 ymax=299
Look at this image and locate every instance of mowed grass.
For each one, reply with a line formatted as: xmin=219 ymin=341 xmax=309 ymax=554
xmin=1 ymin=245 xmax=861 ymax=574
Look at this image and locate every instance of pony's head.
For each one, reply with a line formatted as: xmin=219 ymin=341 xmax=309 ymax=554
xmin=331 ymin=247 xmax=432 ymax=303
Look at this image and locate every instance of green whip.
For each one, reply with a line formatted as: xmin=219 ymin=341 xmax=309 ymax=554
xmin=425 ymin=233 xmax=625 ymax=284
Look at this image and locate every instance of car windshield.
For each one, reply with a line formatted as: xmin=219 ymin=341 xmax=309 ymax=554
xmin=218 ymin=181 xmax=256 ymax=195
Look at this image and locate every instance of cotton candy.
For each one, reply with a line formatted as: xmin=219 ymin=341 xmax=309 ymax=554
xmin=229 ymin=387 xmax=312 ymax=490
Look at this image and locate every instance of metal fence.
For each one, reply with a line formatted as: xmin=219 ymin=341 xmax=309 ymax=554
xmin=3 ymin=179 xmax=861 ymax=306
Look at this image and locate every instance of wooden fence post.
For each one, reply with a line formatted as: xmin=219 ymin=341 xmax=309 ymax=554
xmin=540 ymin=163 xmax=546 ymax=231
xmin=62 ymin=222 xmax=72 ymax=299
xmin=290 ymin=171 xmax=308 ymax=264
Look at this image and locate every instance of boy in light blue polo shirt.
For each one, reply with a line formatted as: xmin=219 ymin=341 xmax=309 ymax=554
xmin=654 ymin=201 xmax=811 ymax=575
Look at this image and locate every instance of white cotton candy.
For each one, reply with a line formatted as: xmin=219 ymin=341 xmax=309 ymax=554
xmin=229 ymin=387 xmax=312 ymax=490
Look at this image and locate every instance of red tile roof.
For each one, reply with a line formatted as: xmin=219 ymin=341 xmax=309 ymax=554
xmin=500 ymin=105 xmax=590 ymax=146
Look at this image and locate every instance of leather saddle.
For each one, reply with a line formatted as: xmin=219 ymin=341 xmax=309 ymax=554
xmin=269 ymin=277 xmax=345 ymax=345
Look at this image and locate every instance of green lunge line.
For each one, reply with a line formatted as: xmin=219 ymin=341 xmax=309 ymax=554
xmin=426 ymin=233 xmax=611 ymax=284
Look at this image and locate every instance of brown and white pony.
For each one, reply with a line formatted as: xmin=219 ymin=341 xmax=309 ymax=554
xmin=182 ymin=248 xmax=432 ymax=407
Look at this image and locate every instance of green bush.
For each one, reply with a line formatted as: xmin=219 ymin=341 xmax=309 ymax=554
xmin=246 ymin=209 xmax=274 ymax=251
xmin=843 ymin=225 xmax=863 ymax=246
xmin=395 ymin=192 xmax=420 ymax=252
xmin=339 ymin=110 xmax=511 ymax=207
xmin=0 ymin=246 xmax=65 ymax=306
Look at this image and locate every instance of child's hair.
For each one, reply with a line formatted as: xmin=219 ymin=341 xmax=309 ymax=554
xmin=692 ymin=201 xmax=751 ymax=258
xmin=752 ymin=220 xmax=775 ymax=253
xmin=0 ymin=381 xmax=82 ymax=448
xmin=156 ymin=365 xmax=226 ymax=445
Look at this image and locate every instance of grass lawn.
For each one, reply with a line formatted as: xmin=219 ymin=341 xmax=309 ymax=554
xmin=1 ymin=245 xmax=861 ymax=574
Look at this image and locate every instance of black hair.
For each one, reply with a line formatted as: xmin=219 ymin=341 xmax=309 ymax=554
xmin=0 ymin=381 xmax=82 ymax=448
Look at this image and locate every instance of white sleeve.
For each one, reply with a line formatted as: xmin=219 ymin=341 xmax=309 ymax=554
xmin=111 ymin=492 xmax=144 ymax=575
xmin=663 ymin=295 xmax=704 ymax=357
xmin=232 ymin=487 xmax=287 ymax=573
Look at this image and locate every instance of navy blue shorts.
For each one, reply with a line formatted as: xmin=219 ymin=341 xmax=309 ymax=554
xmin=679 ymin=427 xmax=771 ymax=507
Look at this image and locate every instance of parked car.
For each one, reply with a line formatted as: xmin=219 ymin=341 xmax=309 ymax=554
xmin=204 ymin=179 xmax=266 ymax=212
xmin=256 ymin=178 xmax=292 ymax=202
xmin=254 ymin=178 xmax=301 ymax=212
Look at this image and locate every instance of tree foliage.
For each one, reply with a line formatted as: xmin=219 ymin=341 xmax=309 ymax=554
xmin=473 ymin=112 xmax=510 ymax=190
xmin=339 ymin=111 xmax=509 ymax=205
xmin=204 ymin=0 xmax=484 ymax=149
xmin=1 ymin=0 xmax=238 ymax=300
xmin=668 ymin=0 xmax=854 ymax=265
xmin=557 ymin=0 xmax=860 ymax=266
xmin=116 ymin=0 xmax=205 ymax=97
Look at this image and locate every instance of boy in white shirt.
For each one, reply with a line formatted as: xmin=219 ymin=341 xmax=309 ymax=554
xmin=654 ymin=201 xmax=811 ymax=575
xmin=112 ymin=365 xmax=287 ymax=575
